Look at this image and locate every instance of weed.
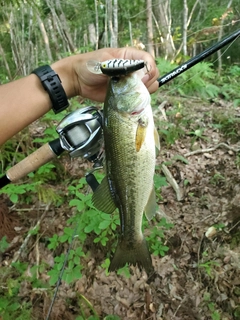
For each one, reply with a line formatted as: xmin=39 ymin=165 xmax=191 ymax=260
xmin=0 ymin=261 xmax=47 ymax=319
xmin=156 ymin=58 xmax=220 ymax=99
xmin=154 ymin=171 xmax=168 ymax=200
xmin=218 ymin=65 xmax=240 ymax=107
xmin=159 ymin=121 xmax=185 ymax=147
xmin=0 ymin=181 xmax=39 ymax=204
xmin=213 ymin=222 xmax=226 ymax=231
xmin=47 ymin=169 xmax=171 ymax=285
xmin=204 ymin=292 xmax=222 ymax=320
xmin=47 ymin=175 xmax=120 ymax=285
xmin=210 ymin=173 xmax=225 ymax=186
xmin=156 ymin=103 xmax=190 ymax=147
xmin=212 ymin=110 xmax=240 ymax=142
xmin=0 ymin=236 xmax=9 ymax=252
xmin=198 ymin=260 xmax=220 ymax=278
xmin=145 ymin=218 xmax=173 ymax=256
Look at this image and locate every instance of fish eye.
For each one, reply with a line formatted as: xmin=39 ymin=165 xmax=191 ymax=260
xmin=102 ymin=63 xmax=107 ymax=68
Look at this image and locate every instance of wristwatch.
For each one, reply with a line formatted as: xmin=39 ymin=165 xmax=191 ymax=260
xmin=32 ymin=65 xmax=69 ymax=114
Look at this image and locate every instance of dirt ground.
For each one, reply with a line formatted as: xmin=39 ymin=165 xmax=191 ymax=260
xmin=0 ymin=97 xmax=240 ymax=320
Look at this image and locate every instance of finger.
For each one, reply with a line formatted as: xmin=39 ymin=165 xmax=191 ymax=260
xmin=147 ymin=80 xmax=159 ymax=94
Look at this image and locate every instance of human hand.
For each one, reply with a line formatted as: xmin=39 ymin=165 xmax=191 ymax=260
xmin=52 ymin=48 xmax=159 ymax=102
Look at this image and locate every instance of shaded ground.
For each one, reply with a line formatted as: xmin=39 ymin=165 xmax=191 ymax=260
xmin=0 ymin=96 xmax=240 ymax=320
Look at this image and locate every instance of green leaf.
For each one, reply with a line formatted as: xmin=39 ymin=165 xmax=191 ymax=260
xmin=172 ymin=155 xmax=189 ymax=164
xmin=104 ymin=316 xmax=121 ymax=320
xmin=7 ymin=302 xmax=20 ymax=311
xmin=59 ymin=234 xmax=69 ymax=243
xmin=100 ymin=213 xmax=112 ymax=220
xmin=84 ymin=224 xmax=94 ymax=233
xmin=117 ymin=265 xmax=131 ymax=278
xmin=48 ymin=269 xmax=59 ymax=286
xmin=101 ymin=258 xmax=110 ymax=270
xmin=10 ymin=193 xmax=18 ymax=203
xmin=99 ymin=219 xmax=111 ymax=229
xmin=154 ymin=174 xmax=168 ymax=188
xmin=0 ymin=236 xmax=9 ymax=252
xmin=48 ymin=234 xmax=59 ymax=250
xmin=0 ymin=297 xmax=9 ymax=310
xmin=69 ymin=199 xmax=85 ymax=211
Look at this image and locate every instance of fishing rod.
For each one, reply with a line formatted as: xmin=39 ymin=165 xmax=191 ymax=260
xmin=0 ymin=29 xmax=239 ymax=190
xmin=157 ymin=28 xmax=240 ymax=87
xmin=0 ymin=107 xmax=103 ymax=189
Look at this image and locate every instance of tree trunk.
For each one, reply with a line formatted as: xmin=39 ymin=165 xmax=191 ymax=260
xmin=37 ymin=14 xmax=53 ymax=62
xmin=112 ymin=0 xmax=118 ymax=47
xmin=108 ymin=0 xmax=118 ymax=48
xmin=0 ymin=44 xmax=12 ymax=80
xmin=153 ymin=0 xmax=175 ymax=60
xmin=217 ymin=0 xmax=233 ymax=75
xmin=56 ymin=0 xmax=75 ymax=53
xmin=182 ymin=0 xmax=188 ymax=56
xmin=104 ymin=0 xmax=109 ymax=47
xmin=95 ymin=0 xmax=99 ymax=49
xmin=146 ymin=0 xmax=155 ymax=57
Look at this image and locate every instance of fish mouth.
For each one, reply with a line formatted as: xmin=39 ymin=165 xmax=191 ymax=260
xmin=111 ymin=73 xmax=140 ymax=94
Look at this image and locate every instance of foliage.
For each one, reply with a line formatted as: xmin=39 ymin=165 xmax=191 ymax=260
xmin=47 ymin=175 xmax=118 ymax=285
xmin=47 ymin=170 xmax=171 ymax=285
xmin=204 ymin=292 xmax=222 ymax=320
xmin=0 ymin=163 xmax=64 ymax=205
xmin=0 ymin=261 xmax=47 ymax=319
xmin=0 ymin=236 xmax=9 ymax=253
xmin=217 ymin=65 xmax=240 ymax=107
xmin=198 ymin=260 xmax=220 ymax=279
xmin=0 ymin=0 xmax=239 ymax=81
xmin=146 ymin=218 xmax=173 ymax=256
xmin=156 ymin=58 xmax=221 ymax=99
xmin=156 ymin=103 xmax=189 ymax=147
xmin=211 ymin=109 xmax=240 ymax=142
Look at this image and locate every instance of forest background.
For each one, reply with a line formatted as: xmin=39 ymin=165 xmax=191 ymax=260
xmin=0 ymin=1 xmax=240 ymax=320
xmin=0 ymin=0 xmax=240 ymax=80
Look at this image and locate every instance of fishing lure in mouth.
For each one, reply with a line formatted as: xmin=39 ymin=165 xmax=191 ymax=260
xmin=87 ymin=59 xmax=149 ymax=77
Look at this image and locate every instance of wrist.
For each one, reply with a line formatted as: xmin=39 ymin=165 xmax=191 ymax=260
xmin=32 ymin=65 xmax=69 ymax=114
xmin=51 ymin=56 xmax=79 ymax=99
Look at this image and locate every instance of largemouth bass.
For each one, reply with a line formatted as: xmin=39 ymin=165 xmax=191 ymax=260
xmin=92 ymin=72 xmax=159 ymax=274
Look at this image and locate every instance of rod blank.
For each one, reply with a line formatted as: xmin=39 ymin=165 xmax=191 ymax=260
xmin=157 ymin=29 xmax=240 ymax=87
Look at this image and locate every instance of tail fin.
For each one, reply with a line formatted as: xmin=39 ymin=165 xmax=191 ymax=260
xmin=109 ymin=237 xmax=153 ymax=274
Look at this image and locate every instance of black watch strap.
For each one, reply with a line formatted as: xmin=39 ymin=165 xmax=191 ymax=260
xmin=32 ymin=65 xmax=69 ymax=114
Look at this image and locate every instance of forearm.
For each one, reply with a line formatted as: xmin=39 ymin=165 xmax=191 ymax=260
xmin=0 ymin=75 xmax=52 ymax=145
xmin=0 ymin=57 xmax=77 ymax=146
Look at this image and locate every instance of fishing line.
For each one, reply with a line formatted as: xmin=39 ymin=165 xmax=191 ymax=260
xmin=45 ymin=222 xmax=79 ymax=320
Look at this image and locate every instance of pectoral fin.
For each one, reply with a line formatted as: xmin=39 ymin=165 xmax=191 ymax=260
xmin=154 ymin=126 xmax=160 ymax=150
xmin=92 ymin=176 xmax=117 ymax=214
xmin=135 ymin=118 xmax=148 ymax=152
xmin=144 ymin=185 xmax=157 ymax=221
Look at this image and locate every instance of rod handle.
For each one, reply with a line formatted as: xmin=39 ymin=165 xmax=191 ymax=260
xmin=6 ymin=143 xmax=57 ymax=183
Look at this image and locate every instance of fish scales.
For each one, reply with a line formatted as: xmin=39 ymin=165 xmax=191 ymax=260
xmin=92 ymin=72 xmax=158 ymax=274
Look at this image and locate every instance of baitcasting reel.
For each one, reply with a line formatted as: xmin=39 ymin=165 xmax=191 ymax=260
xmin=56 ymin=106 xmax=103 ymax=162
xmin=0 ymin=106 xmax=104 ymax=188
